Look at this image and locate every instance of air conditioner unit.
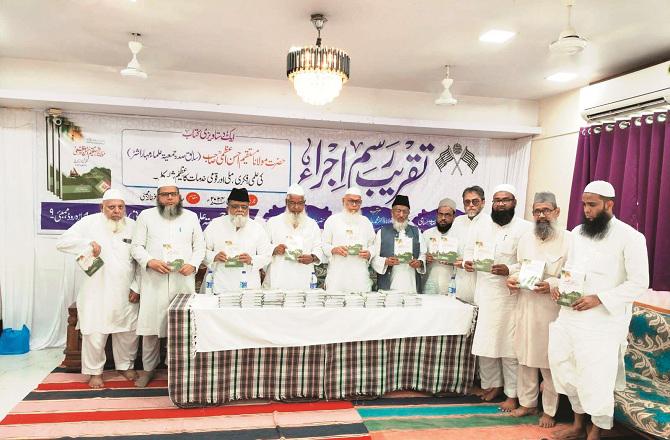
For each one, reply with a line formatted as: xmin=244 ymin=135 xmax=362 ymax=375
xmin=580 ymin=60 xmax=670 ymax=122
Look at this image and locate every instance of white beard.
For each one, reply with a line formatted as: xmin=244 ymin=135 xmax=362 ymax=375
xmin=342 ymin=210 xmax=361 ymax=227
xmin=230 ymin=214 xmax=248 ymax=229
xmin=105 ymin=217 xmax=126 ymax=234
xmin=392 ymin=219 xmax=408 ymax=233
xmin=284 ymin=208 xmax=307 ymax=229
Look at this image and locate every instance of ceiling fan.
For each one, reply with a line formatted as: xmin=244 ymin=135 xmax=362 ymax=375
xmin=549 ymin=0 xmax=588 ymax=55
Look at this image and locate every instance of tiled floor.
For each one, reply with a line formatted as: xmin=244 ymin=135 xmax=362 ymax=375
xmin=0 ymin=347 xmax=64 ymax=420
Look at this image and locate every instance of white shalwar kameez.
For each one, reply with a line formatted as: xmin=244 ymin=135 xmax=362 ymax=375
xmin=56 ymin=213 xmax=140 ymax=375
xmin=422 ymin=226 xmax=456 ymax=294
xmin=450 ymin=213 xmax=489 ymax=302
xmin=548 ymin=218 xmax=648 ymax=429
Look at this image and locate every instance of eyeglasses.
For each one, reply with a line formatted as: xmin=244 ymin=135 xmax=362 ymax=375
xmin=229 ymin=204 xmax=249 ymax=211
xmin=533 ymin=208 xmax=555 ymax=217
xmin=392 ymin=207 xmax=409 ymax=215
xmin=287 ymin=200 xmax=305 ymax=207
xmin=158 ymin=191 xmax=179 ymax=197
xmin=344 ymin=199 xmax=362 ymax=206
xmin=463 ymin=199 xmax=481 ymax=206
xmin=492 ymin=198 xmax=515 ymax=205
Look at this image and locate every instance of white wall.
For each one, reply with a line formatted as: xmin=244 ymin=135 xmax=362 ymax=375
xmin=525 ymin=89 xmax=582 ymax=227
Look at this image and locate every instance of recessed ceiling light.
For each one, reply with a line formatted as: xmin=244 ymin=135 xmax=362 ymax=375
xmin=479 ymin=30 xmax=516 ymax=44
xmin=546 ymin=72 xmax=577 ymax=82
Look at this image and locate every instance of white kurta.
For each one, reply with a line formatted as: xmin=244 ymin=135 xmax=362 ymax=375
xmin=203 ymin=215 xmax=272 ymax=292
xmin=56 ymin=213 xmax=139 ymax=335
xmin=371 ymin=227 xmax=427 ymax=293
xmin=131 ymin=207 xmax=205 ymax=337
xmin=263 ymin=213 xmax=324 ymax=290
xmin=322 ymin=212 xmax=376 ymax=292
xmin=468 ymin=215 xmax=532 ymax=358
xmin=549 ymin=217 xmax=648 ymax=419
xmin=512 ymin=229 xmax=571 ymax=368
xmin=420 ymin=226 xmax=454 ymax=294
xmin=450 ymin=213 xmax=489 ymax=302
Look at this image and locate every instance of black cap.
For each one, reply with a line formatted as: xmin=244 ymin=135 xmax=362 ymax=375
xmin=228 ymin=187 xmax=250 ymax=202
xmin=392 ymin=194 xmax=410 ymax=208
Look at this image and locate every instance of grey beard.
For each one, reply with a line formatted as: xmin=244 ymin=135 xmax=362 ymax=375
xmin=343 ymin=210 xmax=361 ymax=226
xmin=284 ymin=208 xmax=307 ymax=229
xmin=105 ymin=217 xmax=126 ymax=233
xmin=230 ymin=214 xmax=248 ymax=229
xmin=392 ymin=219 xmax=408 ymax=233
xmin=535 ymin=220 xmax=556 ymax=241
xmin=158 ymin=201 xmax=183 ymax=219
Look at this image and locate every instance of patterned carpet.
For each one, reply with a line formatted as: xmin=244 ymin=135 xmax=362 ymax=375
xmin=0 ymin=369 xmax=646 ymax=439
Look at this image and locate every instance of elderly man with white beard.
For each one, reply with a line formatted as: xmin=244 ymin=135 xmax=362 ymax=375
xmin=372 ymin=195 xmax=426 ymax=293
xmin=57 ymin=189 xmax=140 ymax=388
xmin=322 ymin=187 xmax=376 ymax=292
xmin=131 ymin=177 xmax=205 ymax=387
xmin=506 ymin=192 xmax=571 ymax=428
xmin=204 ymin=187 xmax=272 ymax=291
xmin=422 ymin=197 xmax=457 ymax=294
xmin=264 ymin=184 xmax=324 ymax=290
xmin=548 ymin=181 xmax=648 ymax=440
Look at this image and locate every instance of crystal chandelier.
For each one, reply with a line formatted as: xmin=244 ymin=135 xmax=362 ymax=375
xmin=287 ymin=14 xmax=350 ymax=106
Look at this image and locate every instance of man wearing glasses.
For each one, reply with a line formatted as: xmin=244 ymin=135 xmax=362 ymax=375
xmin=372 ymin=194 xmax=426 ymax=293
xmin=203 ymin=187 xmax=272 ymax=292
xmin=464 ymin=184 xmax=532 ymax=410
xmin=450 ymin=186 xmax=488 ymax=302
xmin=131 ymin=177 xmax=205 ymax=387
xmin=322 ymin=187 xmax=376 ymax=292
xmin=506 ymin=192 xmax=571 ymax=428
xmin=263 ymin=184 xmax=324 ymax=289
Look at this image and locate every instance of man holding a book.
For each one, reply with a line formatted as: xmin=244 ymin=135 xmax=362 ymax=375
xmin=548 ymin=181 xmax=649 ymax=440
xmin=372 ymin=194 xmax=426 ymax=293
xmin=56 ymin=189 xmax=140 ymax=388
xmin=131 ymin=177 xmax=205 ymax=387
xmin=506 ymin=192 xmax=571 ymax=428
xmin=464 ymin=184 xmax=532 ymax=410
xmin=422 ymin=197 xmax=458 ymax=294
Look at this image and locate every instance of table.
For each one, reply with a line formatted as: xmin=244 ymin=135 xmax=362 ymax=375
xmin=168 ymin=294 xmax=478 ymax=407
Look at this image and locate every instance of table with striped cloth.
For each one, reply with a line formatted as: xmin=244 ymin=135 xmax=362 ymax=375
xmin=168 ymin=294 xmax=478 ymax=407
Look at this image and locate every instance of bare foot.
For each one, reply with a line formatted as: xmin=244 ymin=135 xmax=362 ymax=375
xmin=88 ymin=375 xmax=104 ymax=388
xmin=586 ymin=424 xmax=601 ymax=440
xmin=552 ymin=425 xmax=586 ymax=440
xmin=134 ymin=370 xmax=155 ymax=388
xmin=499 ymin=397 xmax=519 ymax=412
xmin=482 ymin=386 xmax=503 ymax=401
xmin=470 ymin=385 xmax=488 ymax=397
xmin=539 ymin=413 xmax=556 ymax=428
xmin=119 ymin=369 xmax=138 ymax=381
xmin=510 ymin=405 xmax=537 ymax=417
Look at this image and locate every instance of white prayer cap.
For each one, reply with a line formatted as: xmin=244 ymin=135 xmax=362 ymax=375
xmin=102 ymin=189 xmax=125 ymax=202
xmin=287 ymin=184 xmax=305 ymax=196
xmin=344 ymin=187 xmax=362 ymax=197
xmin=156 ymin=176 xmax=178 ymax=190
xmin=438 ymin=197 xmax=456 ymax=210
xmin=584 ymin=180 xmax=615 ymax=197
xmin=492 ymin=184 xmax=517 ymax=199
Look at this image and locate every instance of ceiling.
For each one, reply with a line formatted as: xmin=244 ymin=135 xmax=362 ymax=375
xmin=1 ymin=0 xmax=669 ymax=100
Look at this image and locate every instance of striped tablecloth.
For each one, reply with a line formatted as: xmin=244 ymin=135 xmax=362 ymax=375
xmin=168 ymin=294 xmax=478 ymax=407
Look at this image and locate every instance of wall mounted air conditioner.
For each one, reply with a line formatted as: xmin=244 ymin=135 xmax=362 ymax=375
xmin=580 ymin=60 xmax=670 ymax=122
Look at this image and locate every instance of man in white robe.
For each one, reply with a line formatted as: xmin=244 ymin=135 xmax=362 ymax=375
xmin=204 ymin=187 xmax=272 ymax=291
xmin=423 ymin=197 xmax=457 ymax=294
xmin=450 ymin=186 xmax=489 ymax=303
xmin=372 ymin=195 xmax=426 ymax=293
xmin=548 ymin=181 xmax=648 ymax=440
xmin=264 ymin=184 xmax=324 ymax=290
xmin=56 ymin=189 xmax=140 ymax=388
xmin=322 ymin=187 xmax=376 ymax=292
xmin=506 ymin=192 xmax=571 ymax=428
xmin=131 ymin=178 xmax=205 ymax=387
xmin=464 ymin=184 xmax=532 ymax=410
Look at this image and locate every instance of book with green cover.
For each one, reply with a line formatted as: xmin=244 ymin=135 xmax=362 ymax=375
xmin=76 ymin=252 xmax=104 ymax=277
xmin=518 ymin=259 xmax=545 ymax=290
xmin=437 ymin=236 xmax=459 ymax=264
xmin=223 ymin=241 xmax=244 ymax=267
xmin=557 ymin=268 xmax=585 ymax=306
xmin=394 ymin=234 xmax=413 ymax=264
xmin=347 ymin=243 xmax=363 ymax=256
xmin=284 ymin=235 xmax=303 ymax=262
xmin=474 ymin=241 xmax=495 ymax=272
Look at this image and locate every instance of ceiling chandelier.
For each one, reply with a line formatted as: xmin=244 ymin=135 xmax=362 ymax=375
xmin=287 ymin=14 xmax=350 ymax=106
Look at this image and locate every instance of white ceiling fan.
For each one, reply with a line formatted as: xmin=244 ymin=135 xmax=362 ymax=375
xmin=549 ymin=0 xmax=588 ymax=55
xmin=120 ymin=32 xmax=148 ymax=79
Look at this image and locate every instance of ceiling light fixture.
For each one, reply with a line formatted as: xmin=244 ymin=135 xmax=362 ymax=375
xmin=435 ymin=65 xmax=458 ymax=106
xmin=120 ymin=32 xmax=148 ymax=79
xmin=287 ymin=13 xmax=350 ymax=106
xmin=479 ymin=29 xmax=516 ymax=44
xmin=546 ymin=72 xmax=577 ymax=82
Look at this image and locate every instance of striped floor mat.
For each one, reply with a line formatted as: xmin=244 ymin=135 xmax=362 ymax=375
xmin=0 ymin=368 xmax=371 ymax=439
xmin=354 ymin=393 xmax=644 ymax=440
